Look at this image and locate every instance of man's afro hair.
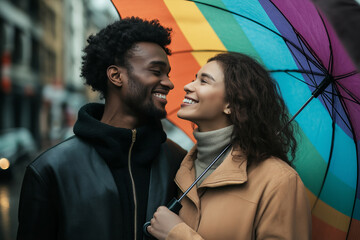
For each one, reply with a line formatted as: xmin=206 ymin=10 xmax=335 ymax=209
xmin=80 ymin=17 xmax=172 ymax=99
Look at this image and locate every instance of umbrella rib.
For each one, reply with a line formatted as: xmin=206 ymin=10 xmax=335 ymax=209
xmin=335 ymin=81 xmax=360 ymax=104
xmin=284 ymin=71 xmax=316 ymax=87
xmin=322 ymin=90 xmax=360 ymax=104
xmin=272 ymin=70 xmax=318 ymax=89
xmin=347 ymin=150 xmax=359 ymax=239
xmin=270 ymin=69 xmax=324 ymax=76
xmin=292 ymin=33 xmax=323 ymax=83
xmin=293 ymin=30 xmax=327 ymax=73
xmin=321 ymin=90 xmax=353 ymax=133
xmin=333 ymin=86 xmax=360 ymax=239
xmin=320 ymin=91 xmax=336 ymax=122
xmin=187 ymin=0 xmax=325 ymax=73
xmin=172 ymin=49 xmax=228 ymax=55
xmin=312 ymin=87 xmax=337 ymax=213
xmin=266 ymin=0 xmax=328 ymax=73
xmin=285 ymin=39 xmax=320 ymax=85
xmin=334 ymin=70 xmax=359 ymax=80
xmin=317 ymin=9 xmax=335 ymax=74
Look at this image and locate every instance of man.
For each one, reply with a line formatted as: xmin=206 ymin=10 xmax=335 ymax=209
xmin=17 ymin=17 xmax=186 ymax=240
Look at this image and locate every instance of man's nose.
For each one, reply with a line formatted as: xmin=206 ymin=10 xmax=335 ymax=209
xmin=162 ymin=76 xmax=174 ymax=90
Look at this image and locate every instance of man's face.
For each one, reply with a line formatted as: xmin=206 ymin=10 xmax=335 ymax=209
xmin=122 ymin=42 xmax=174 ymax=119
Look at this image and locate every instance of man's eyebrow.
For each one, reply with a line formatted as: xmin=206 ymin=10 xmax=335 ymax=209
xmin=149 ymin=61 xmax=171 ymax=72
xmin=149 ymin=61 xmax=171 ymax=73
xmin=196 ymin=73 xmax=215 ymax=81
xmin=149 ymin=61 xmax=168 ymax=67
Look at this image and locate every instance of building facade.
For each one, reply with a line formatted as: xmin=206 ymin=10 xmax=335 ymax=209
xmin=0 ymin=0 xmax=44 ymax=145
xmin=0 ymin=0 xmax=118 ymax=149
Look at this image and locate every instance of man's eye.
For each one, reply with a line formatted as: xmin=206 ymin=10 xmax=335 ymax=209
xmin=200 ymin=79 xmax=207 ymax=84
xmin=151 ymin=70 xmax=161 ymax=76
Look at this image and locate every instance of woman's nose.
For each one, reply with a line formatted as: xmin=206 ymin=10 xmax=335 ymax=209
xmin=184 ymin=81 xmax=194 ymax=93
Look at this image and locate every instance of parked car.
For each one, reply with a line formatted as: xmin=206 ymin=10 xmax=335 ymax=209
xmin=0 ymin=128 xmax=37 ymax=179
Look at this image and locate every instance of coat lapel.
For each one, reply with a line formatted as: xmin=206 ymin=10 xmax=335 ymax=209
xmin=200 ymin=149 xmax=248 ymax=188
xmin=175 ymin=147 xmax=248 ymax=194
xmin=175 ymin=146 xmax=201 ymax=207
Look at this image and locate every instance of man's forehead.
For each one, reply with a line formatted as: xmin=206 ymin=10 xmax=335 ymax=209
xmin=131 ymin=42 xmax=167 ymax=57
xmin=128 ymin=42 xmax=170 ymax=66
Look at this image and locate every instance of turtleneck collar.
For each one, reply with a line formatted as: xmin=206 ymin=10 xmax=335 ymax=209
xmin=73 ymin=103 xmax=166 ymax=168
xmin=193 ymin=125 xmax=234 ymax=167
xmin=193 ymin=125 xmax=234 ymax=187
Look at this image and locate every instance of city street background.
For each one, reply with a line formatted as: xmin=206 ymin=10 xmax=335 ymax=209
xmin=0 ymin=0 xmax=192 ymax=239
xmin=0 ymin=1 xmax=119 ymax=239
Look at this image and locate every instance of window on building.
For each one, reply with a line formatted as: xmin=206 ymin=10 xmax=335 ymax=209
xmin=31 ymin=38 xmax=40 ymax=71
xmin=12 ymin=28 xmax=23 ymax=64
xmin=29 ymin=0 xmax=40 ymax=21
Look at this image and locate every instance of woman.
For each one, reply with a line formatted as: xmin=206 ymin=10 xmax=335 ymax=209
xmin=147 ymin=53 xmax=312 ymax=240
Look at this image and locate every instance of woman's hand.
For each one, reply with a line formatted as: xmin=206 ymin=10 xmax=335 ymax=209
xmin=147 ymin=206 xmax=184 ymax=240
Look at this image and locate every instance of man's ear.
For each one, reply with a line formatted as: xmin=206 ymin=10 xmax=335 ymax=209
xmin=224 ymin=103 xmax=231 ymax=115
xmin=107 ymin=65 xmax=123 ymax=87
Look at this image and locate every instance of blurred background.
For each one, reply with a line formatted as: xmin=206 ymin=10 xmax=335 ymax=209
xmin=0 ymin=0 xmax=193 ymax=239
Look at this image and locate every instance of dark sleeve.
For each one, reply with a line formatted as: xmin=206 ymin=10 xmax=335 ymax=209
xmin=17 ymin=165 xmax=58 ymax=240
xmin=165 ymin=139 xmax=187 ymax=166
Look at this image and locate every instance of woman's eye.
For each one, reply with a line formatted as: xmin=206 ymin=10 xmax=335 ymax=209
xmin=200 ymin=79 xmax=207 ymax=84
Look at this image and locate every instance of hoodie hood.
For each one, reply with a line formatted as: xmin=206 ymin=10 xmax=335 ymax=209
xmin=73 ymin=103 xmax=167 ymax=168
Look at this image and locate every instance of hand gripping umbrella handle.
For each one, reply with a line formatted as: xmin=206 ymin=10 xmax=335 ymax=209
xmin=143 ymin=198 xmax=182 ymax=238
xmin=143 ymin=144 xmax=231 ymax=238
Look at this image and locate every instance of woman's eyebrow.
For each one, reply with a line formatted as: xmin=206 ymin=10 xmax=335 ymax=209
xmin=200 ymin=73 xmax=215 ymax=81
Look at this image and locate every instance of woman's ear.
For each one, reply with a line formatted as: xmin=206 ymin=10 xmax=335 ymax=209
xmin=224 ymin=103 xmax=231 ymax=115
xmin=107 ymin=65 xmax=123 ymax=87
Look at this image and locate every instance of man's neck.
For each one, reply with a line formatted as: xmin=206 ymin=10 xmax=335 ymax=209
xmin=101 ymin=102 xmax=143 ymax=129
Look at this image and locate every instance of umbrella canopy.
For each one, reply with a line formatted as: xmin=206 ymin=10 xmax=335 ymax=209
xmin=110 ymin=0 xmax=360 ymax=239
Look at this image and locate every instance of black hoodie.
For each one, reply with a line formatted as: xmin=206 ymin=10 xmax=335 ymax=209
xmin=74 ymin=103 xmax=167 ymax=240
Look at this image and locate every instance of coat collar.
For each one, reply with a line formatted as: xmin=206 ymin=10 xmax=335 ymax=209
xmin=175 ymin=145 xmax=248 ymax=205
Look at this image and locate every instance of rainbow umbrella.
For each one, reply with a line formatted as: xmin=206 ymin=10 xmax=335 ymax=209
xmin=110 ymin=0 xmax=360 ymax=239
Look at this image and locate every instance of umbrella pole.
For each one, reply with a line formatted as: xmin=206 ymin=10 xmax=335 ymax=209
xmin=288 ymin=75 xmax=333 ymax=124
xmin=178 ymin=143 xmax=232 ymax=202
xmin=143 ymin=143 xmax=232 ymax=238
xmin=288 ymin=95 xmax=315 ymax=124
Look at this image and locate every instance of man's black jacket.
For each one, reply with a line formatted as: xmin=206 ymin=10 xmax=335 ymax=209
xmin=17 ymin=103 xmax=186 ymax=240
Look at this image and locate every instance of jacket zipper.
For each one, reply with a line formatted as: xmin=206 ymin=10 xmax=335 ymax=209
xmin=128 ymin=129 xmax=137 ymax=240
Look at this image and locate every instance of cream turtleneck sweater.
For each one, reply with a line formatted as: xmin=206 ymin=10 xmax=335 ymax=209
xmin=193 ymin=125 xmax=234 ymax=187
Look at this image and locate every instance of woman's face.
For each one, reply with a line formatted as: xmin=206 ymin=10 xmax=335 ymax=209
xmin=177 ymin=60 xmax=231 ymax=132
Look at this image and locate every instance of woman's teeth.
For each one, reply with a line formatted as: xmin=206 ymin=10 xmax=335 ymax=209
xmin=183 ymin=98 xmax=196 ymax=104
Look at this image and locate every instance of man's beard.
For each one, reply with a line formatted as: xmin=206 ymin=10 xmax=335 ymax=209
xmin=126 ymin=73 xmax=167 ymax=119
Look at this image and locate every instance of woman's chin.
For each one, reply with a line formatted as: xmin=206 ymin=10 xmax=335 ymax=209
xmin=177 ymin=111 xmax=193 ymax=122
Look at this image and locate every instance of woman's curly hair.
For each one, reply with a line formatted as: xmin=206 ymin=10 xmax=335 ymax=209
xmin=208 ymin=53 xmax=298 ymax=166
xmin=81 ymin=17 xmax=172 ymax=99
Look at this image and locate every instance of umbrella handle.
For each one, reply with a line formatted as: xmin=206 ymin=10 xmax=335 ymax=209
xmin=166 ymin=197 xmax=183 ymax=214
xmin=143 ymin=198 xmax=183 ymax=238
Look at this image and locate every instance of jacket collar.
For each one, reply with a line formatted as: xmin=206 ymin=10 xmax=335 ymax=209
xmin=175 ymin=145 xmax=248 ymax=205
xmin=73 ymin=103 xmax=166 ymax=168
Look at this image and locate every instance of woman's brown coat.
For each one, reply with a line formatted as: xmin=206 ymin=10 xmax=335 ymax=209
xmin=167 ymin=146 xmax=312 ymax=240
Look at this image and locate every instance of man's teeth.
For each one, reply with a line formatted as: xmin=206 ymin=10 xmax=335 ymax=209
xmin=153 ymin=93 xmax=166 ymax=99
xmin=183 ymin=98 xmax=196 ymax=104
